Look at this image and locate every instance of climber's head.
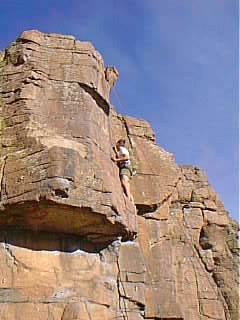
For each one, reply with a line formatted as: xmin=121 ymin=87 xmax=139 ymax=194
xmin=116 ymin=139 xmax=125 ymax=151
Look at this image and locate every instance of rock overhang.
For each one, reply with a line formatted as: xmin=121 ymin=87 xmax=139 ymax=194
xmin=0 ymin=30 xmax=136 ymax=241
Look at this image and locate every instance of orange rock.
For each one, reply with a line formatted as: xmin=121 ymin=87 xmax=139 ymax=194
xmin=0 ymin=31 xmax=238 ymax=320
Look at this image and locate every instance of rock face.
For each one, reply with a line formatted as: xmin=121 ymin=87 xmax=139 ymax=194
xmin=0 ymin=30 xmax=136 ymax=242
xmin=0 ymin=31 xmax=238 ymax=320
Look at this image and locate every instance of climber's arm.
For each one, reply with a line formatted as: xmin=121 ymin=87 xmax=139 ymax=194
xmin=111 ymin=154 xmax=129 ymax=163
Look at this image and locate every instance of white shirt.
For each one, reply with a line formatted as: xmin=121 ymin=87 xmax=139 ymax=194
xmin=118 ymin=146 xmax=130 ymax=166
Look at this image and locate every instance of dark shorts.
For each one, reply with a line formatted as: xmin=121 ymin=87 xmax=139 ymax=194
xmin=119 ymin=167 xmax=131 ymax=178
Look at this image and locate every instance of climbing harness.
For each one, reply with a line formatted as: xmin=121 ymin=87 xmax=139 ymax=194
xmin=119 ymin=161 xmax=134 ymax=177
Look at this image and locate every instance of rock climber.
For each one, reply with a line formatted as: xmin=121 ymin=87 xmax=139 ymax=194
xmin=111 ymin=139 xmax=134 ymax=203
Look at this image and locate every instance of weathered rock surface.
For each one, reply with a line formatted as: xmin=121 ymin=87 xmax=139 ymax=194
xmin=0 ymin=31 xmax=238 ymax=320
xmin=0 ymin=30 xmax=136 ymax=242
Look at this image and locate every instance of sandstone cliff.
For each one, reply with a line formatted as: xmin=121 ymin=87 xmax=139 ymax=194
xmin=0 ymin=30 xmax=238 ymax=320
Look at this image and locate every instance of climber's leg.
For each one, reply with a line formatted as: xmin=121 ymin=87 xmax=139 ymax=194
xmin=120 ymin=174 xmax=134 ymax=203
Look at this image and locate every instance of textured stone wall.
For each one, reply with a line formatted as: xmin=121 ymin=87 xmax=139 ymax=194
xmin=110 ymin=112 xmax=239 ymax=320
xmin=0 ymin=30 xmax=136 ymax=242
xmin=0 ymin=31 xmax=238 ymax=320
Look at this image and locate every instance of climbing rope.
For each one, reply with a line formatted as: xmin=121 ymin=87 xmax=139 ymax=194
xmin=107 ymin=108 xmax=132 ymax=239
xmin=109 ymin=89 xmax=138 ymax=235
xmin=107 ymin=110 xmax=116 ymax=170
xmin=112 ymin=86 xmax=126 ymax=115
xmin=112 ymin=86 xmax=159 ymax=234
xmin=112 ymin=86 xmax=157 ymax=176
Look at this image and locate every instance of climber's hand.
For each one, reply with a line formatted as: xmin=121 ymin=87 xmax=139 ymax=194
xmin=111 ymin=156 xmax=117 ymax=162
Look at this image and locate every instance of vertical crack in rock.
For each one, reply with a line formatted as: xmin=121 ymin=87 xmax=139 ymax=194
xmin=60 ymin=304 xmax=67 ymax=320
xmin=115 ymin=238 xmax=129 ymax=320
xmin=0 ymin=155 xmax=7 ymax=204
xmin=116 ymin=267 xmax=128 ymax=320
xmin=191 ymin=258 xmax=202 ymax=318
xmin=180 ymin=167 xmax=235 ymax=320
xmin=194 ymin=242 xmax=232 ymax=320
xmin=84 ymin=301 xmax=93 ymax=320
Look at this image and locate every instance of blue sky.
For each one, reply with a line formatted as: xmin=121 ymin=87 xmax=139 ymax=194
xmin=0 ymin=1 xmax=238 ymax=222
